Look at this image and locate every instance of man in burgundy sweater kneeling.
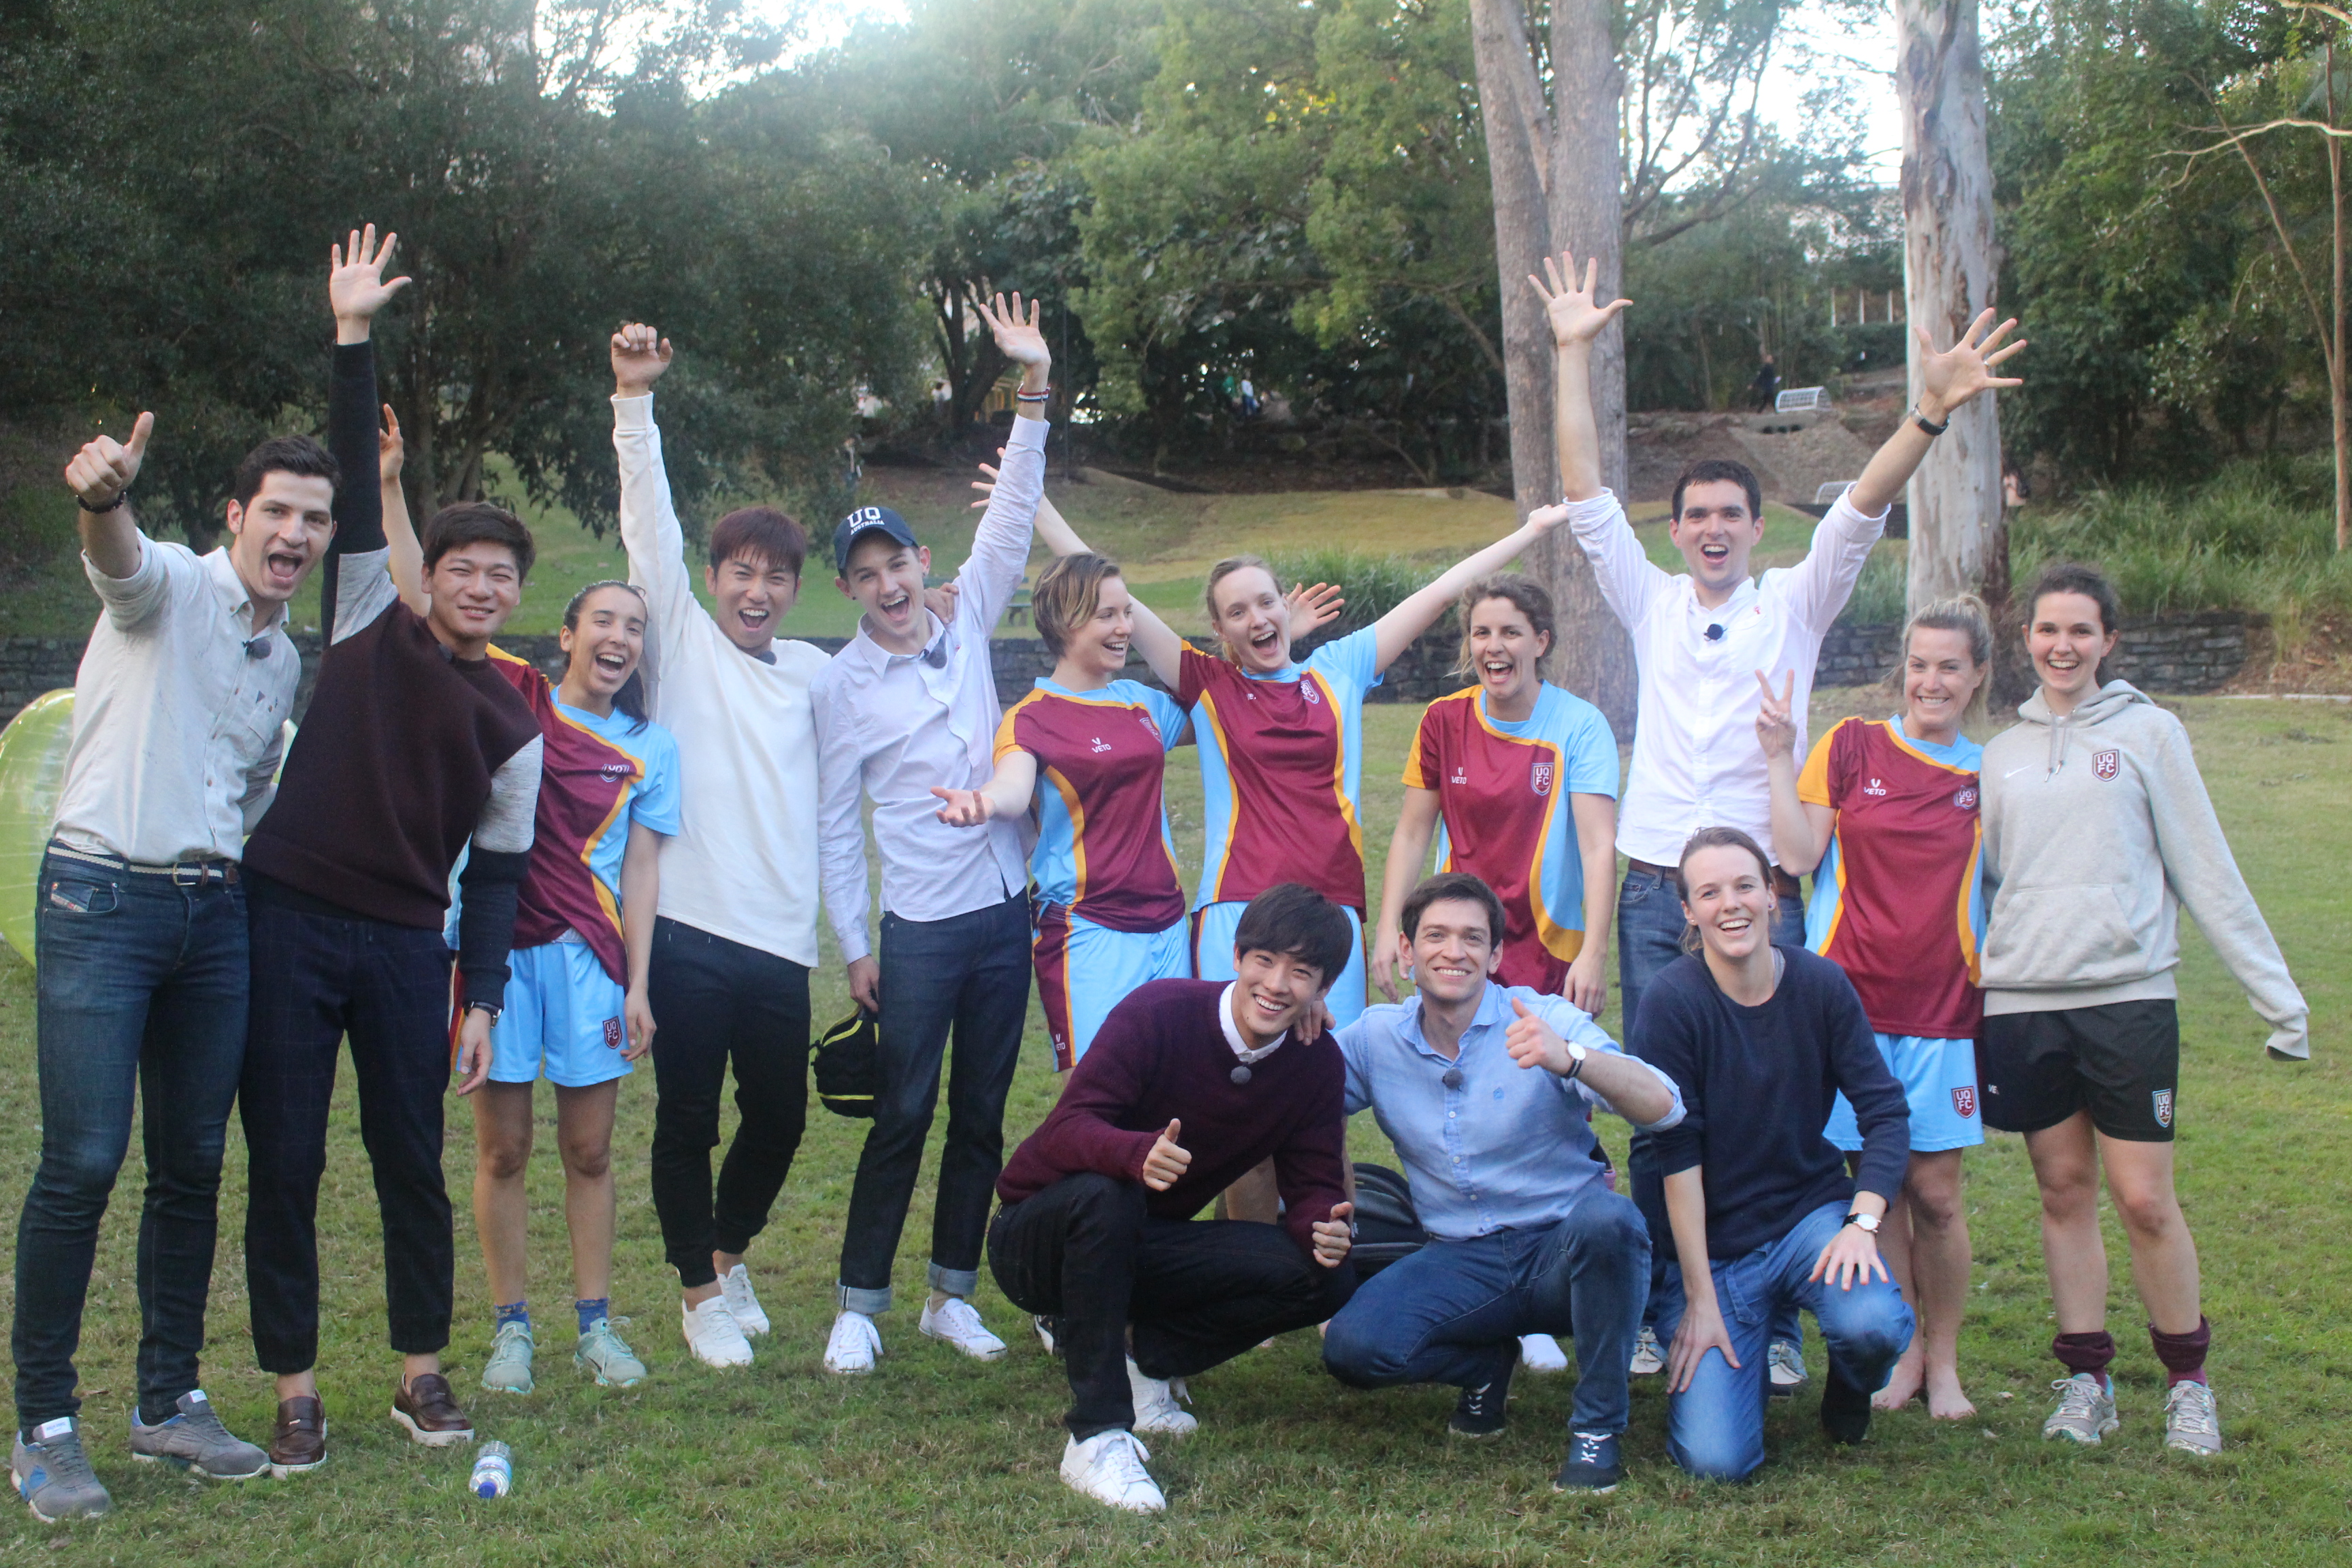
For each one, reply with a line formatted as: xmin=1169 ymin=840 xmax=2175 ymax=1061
xmin=990 ymin=883 xmax=1359 ymax=1514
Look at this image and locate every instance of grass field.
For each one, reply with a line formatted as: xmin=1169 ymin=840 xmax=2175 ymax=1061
xmin=0 ymin=691 xmax=2342 ymax=1565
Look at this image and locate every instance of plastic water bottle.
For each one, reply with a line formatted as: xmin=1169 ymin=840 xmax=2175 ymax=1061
xmin=469 ymin=1439 xmax=513 ymax=1499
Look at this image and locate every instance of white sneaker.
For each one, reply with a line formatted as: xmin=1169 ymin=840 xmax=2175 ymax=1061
xmin=719 ymin=1264 xmax=771 ymax=1337
xmin=1128 ymin=1358 xmax=1198 ymax=1436
xmin=681 ymin=1295 xmax=754 ymax=1369
xmin=1629 ymin=1325 xmax=1665 ymax=1376
xmin=1519 ymin=1333 xmax=1570 ymax=1374
xmin=919 ymin=1296 xmax=1008 ymax=1361
xmin=1060 ymin=1429 xmax=1164 ymax=1513
xmin=825 ymin=1310 xmax=883 ymax=1375
xmin=1034 ymin=1316 xmax=1058 ymax=1355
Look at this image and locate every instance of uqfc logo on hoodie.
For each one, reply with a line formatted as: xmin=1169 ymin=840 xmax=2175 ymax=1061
xmin=2091 ymin=749 xmax=2121 ymax=781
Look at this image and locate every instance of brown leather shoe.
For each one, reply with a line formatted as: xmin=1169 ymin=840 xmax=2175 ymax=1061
xmin=270 ymin=1395 xmax=327 ymax=1476
xmin=390 ymin=1373 xmax=475 ymax=1448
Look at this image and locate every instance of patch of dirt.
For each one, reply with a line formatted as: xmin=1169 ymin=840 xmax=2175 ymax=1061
xmin=2220 ymin=612 xmax=2352 ymax=695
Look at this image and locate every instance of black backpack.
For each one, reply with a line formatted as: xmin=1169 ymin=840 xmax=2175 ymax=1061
xmin=1348 ymin=1162 xmax=1426 ymax=1277
xmin=812 ymin=1011 xmax=883 ymax=1117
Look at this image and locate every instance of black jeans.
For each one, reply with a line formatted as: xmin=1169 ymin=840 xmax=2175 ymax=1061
xmin=989 ymin=1173 xmax=1358 ymax=1439
xmin=240 ymin=897 xmax=457 ymax=1372
xmin=646 ymin=918 xmax=811 ymax=1289
xmin=838 ymin=894 xmax=1031 ymax=1313
xmin=14 ymin=850 xmax=248 ymax=1429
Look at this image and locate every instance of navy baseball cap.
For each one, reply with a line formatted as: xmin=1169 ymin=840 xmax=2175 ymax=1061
xmin=832 ymin=506 xmax=919 ymax=574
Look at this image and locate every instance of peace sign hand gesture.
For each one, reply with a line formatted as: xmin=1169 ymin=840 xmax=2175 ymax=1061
xmin=1527 ymin=249 xmax=1631 ymax=351
xmin=1915 ymin=308 xmax=2025 ymax=421
xmin=329 ymin=225 xmax=410 ymax=333
xmin=1753 ymin=670 xmax=1798 ymax=760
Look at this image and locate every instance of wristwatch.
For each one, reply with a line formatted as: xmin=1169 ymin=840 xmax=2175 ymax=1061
xmin=1911 ymin=405 xmax=1950 ymax=437
xmin=465 ymin=1000 xmax=503 ymax=1023
xmin=1563 ymin=1039 xmax=1588 ymax=1081
xmin=1842 ymin=1209 xmax=1882 ymax=1235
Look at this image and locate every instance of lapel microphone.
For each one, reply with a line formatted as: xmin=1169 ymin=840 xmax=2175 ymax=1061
xmin=1704 ymin=623 xmax=1725 ymax=642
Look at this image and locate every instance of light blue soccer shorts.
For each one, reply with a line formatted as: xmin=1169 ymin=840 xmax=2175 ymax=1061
xmin=1825 ymin=1032 xmax=1983 ymax=1154
xmin=1033 ymin=906 xmax=1190 ymax=1071
xmin=488 ymin=940 xmax=634 ymax=1089
xmin=1190 ymin=899 xmax=1368 ymax=1028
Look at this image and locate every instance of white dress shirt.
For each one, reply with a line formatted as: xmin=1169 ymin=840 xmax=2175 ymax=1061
xmin=616 ymin=393 xmax=834 ymax=966
xmin=1216 ymin=983 xmax=1288 ymax=1064
xmin=813 ymin=416 xmax=1048 ymax=962
xmin=1567 ymin=487 xmax=1884 ymax=867
xmin=51 ymin=538 xmax=298 ymax=864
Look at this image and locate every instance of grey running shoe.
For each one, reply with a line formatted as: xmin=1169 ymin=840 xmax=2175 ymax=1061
xmin=2042 ymin=1372 xmax=2119 ymax=1445
xmin=1629 ymin=1324 xmax=1665 ymax=1376
xmin=129 ymin=1389 xmax=268 ymax=1480
xmin=2163 ymin=1379 xmax=2222 ymax=1456
xmin=1768 ymin=1338 xmax=1808 ymax=1399
xmin=576 ymin=1318 xmax=649 ymax=1388
xmin=482 ymin=1320 xmax=536 ymax=1394
xmin=12 ymin=1418 xmax=111 ymax=1522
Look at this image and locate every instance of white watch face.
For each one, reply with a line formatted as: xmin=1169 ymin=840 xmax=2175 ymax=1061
xmin=1851 ymin=1211 xmax=1880 ymax=1234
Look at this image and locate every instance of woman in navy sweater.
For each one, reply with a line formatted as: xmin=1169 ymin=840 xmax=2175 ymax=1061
xmin=1633 ymin=826 xmax=1913 ymax=1480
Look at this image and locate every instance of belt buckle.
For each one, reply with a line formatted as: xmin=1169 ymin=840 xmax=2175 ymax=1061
xmin=170 ymin=862 xmax=206 ymax=887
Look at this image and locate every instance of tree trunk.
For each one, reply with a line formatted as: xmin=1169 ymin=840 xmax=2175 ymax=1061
xmin=1467 ymin=0 xmax=1635 ymax=733
xmin=1896 ymin=0 xmax=2005 ymax=612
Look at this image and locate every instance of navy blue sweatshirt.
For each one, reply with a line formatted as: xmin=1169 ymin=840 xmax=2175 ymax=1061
xmin=1631 ymin=946 xmax=1908 ymax=1261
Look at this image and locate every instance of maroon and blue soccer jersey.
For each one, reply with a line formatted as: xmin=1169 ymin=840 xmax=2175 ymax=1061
xmin=1798 ymin=715 xmax=1986 ymax=1039
xmin=1179 ymin=627 xmax=1382 ymax=912
xmin=994 ymin=676 xmax=1188 ymax=933
xmin=1404 ymin=684 xmax=1620 ymax=992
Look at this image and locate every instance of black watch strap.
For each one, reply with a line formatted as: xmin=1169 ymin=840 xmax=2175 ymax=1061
xmin=1912 ymin=406 xmax=1950 ymax=437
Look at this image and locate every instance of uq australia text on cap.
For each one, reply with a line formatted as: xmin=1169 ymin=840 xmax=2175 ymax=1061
xmin=832 ymin=506 xmax=918 ymax=574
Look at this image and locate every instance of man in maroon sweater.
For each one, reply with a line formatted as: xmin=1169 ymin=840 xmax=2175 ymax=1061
xmin=990 ymin=883 xmax=1358 ymax=1514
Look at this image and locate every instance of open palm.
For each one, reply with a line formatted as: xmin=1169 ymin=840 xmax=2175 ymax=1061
xmin=329 ymin=225 xmax=410 ymax=321
xmin=1917 ymin=308 xmax=2025 ymax=414
xmin=976 ymin=292 xmax=1051 ymax=368
xmin=1528 ymin=250 xmax=1631 ymax=349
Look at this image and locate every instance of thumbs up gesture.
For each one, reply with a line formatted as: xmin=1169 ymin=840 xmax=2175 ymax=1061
xmin=1141 ymin=1119 xmax=1192 ymax=1192
xmin=1503 ymin=995 xmax=1576 ymax=1075
xmin=65 ymin=412 xmax=154 ymax=510
xmin=1311 ymin=1200 xmax=1355 ymax=1268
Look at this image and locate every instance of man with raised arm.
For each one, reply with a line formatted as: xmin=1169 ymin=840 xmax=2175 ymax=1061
xmin=237 ymin=229 xmax=544 ymax=1476
xmin=1534 ymin=248 xmax=2023 ymax=1386
xmin=5 ymin=237 xmax=394 ymax=1527
xmin=813 ymin=294 xmax=1054 ymax=1376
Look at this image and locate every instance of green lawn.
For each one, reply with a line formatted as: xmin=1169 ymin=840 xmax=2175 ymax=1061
xmin=1 ymin=694 xmax=2340 ymax=1564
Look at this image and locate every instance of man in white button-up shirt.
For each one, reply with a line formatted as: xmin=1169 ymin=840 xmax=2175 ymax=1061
xmin=811 ymin=294 xmax=1056 ymax=1377
xmin=12 ymin=236 xmax=410 ymax=1519
xmin=1531 ymin=245 xmax=2023 ymax=1382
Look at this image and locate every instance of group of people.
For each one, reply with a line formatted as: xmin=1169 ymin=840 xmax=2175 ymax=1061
xmin=11 ymin=230 xmax=2307 ymax=1524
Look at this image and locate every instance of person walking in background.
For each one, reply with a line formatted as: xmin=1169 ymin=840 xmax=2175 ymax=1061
xmin=814 ymin=293 xmax=1055 ymax=1377
xmin=1536 ymin=245 xmax=2023 ymax=1387
xmin=1978 ymin=562 xmax=2308 ymax=1458
xmin=1759 ymin=595 xmax=1996 ymax=1419
xmin=1748 ymin=352 xmax=1780 ymax=413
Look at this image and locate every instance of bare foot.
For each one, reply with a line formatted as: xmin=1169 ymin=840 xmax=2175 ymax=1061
xmin=1924 ymin=1367 xmax=1977 ymax=1420
xmin=1872 ymin=1352 xmax=1927 ymax=1412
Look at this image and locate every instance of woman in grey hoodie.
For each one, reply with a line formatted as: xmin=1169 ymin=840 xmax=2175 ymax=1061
xmin=1978 ymin=561 xmax=2307 ymax=1461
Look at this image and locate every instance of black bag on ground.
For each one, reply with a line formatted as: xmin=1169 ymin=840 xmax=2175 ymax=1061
xmin=1348 ymin=1162 xmax=1426 ymax=1277
xmin=813 ymin=1010 xmax=883 ymax=1118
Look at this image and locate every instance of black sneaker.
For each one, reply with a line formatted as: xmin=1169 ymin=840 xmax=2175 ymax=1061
xmin=1447 ymin=1338 xmax=1520 ymax=1439
xmin=1553 ymin=1430 xmax=1624 ymax=1493
xmin=1820 ymin=1361 xmax=1872 ymax=1446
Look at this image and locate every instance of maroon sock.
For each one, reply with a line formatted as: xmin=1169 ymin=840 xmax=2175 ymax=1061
xmin=2149 ymin=1318 xmax=2211 ymax=1386
xmin=2052 ymin=1330 xmax=2117 ymax=1380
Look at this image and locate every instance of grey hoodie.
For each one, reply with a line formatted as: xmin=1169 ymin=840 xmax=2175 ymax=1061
xmin=1979 ymin=681 xmax=2308 ymax=1059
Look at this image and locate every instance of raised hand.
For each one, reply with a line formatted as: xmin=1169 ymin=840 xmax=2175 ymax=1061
xmin=924 ymin=582 xmax=962 ymax=623
xmin=1310 ymin=1200 xmax=1355 ymax=1269
xmin=1523 ymin=500 xmax=1570 ymax=536
xmin=975 ymin=291 xmax=1051 ymax=372
xmin=1503 ymin=996 xmax=1576 ymax=1075
xmin=1753 ymin=670 xmax=1798 ymax=760
xmin=329 ymin=225 xmax=410 ymax=327
xmin=1916 ymin=308 xmax=2025 ymax=419
xmin=378 ymin=404 xmax=404 ymax=485
xmin=930 ymin=785 xmax=996 ymax=828
xmin=1286 ymin=581 xmax=1345 ymax=637
xmin=612 ymin=322 xmax=674 ymax=396
xmin=65 ymin=412 xmax=153 ymax=509
xmin=1528 ymin=249 xmax=1631 ymax=351
xmin=1141 ymin=1119 xmax=1192 ymax=1192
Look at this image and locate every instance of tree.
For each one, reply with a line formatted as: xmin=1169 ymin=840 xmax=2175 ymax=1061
xmin=1898 ymin=0 xmax=2008 ymax=610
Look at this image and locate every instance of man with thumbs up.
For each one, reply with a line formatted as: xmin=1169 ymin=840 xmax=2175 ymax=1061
xmin=10 ymin=233 xmax=393 ymax=1521
xmin=1322 ymin=872 xmax=1683 ymax=1494
xmin=989 ymin=883 xmax=1359 ymax=1514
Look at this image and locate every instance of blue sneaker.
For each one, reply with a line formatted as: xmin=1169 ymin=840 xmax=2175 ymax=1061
xmin=1553 ymin=1430 xmax=1624 ymax=1493
xmin=13 ymin=1418 xmax=112 ymax=1522
xmin=129 ymin=1389 xmax=268 ymax=1480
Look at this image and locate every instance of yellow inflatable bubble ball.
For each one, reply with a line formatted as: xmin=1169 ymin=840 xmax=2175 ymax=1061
xmin=0 ymin=691 xmax=76 ymax=967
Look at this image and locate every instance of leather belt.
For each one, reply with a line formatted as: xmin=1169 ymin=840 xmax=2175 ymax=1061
xmin=48 ymin=843 xmax=240 ymax=886
xmin=1628 ymin=857 xmax=1801 ymax=902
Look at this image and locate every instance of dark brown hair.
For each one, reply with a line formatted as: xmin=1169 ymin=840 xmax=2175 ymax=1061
xmin=1399 ymin=871 xmax=1507 ymax=949
xmin=1233 ymin=883 xmax=1356 ymax=992
xmin=1451 ymin=572 xmax=1555 ymax=682
xmin=1032 ymin=552 xmax=1124 ymax=657
xmin=1669 ymin=458 xmax=1763 ymax=523
xmin=233 ymin=435 xmax=339 ymax=509
xmin=562 ymin=580 xmax=650 ymax=730
xmin=709 ymin=506 xmax=807 ymax=578
xmin=421 ymin=501 xmax=535 ymax=578
xmin=2026 ymin=560 xmax=2121 ymax=635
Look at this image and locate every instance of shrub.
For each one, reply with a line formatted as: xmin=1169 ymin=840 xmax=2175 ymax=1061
xmin=1264 ymin=547 xmax=1437 ymax=632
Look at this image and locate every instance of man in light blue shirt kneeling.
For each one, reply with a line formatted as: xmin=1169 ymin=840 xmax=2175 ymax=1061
xmin=1323 ymin=872 xmax=1683 ymax=1494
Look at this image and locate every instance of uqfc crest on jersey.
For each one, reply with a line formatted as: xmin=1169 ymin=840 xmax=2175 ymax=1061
xmin=2092 ymin=749 xmax=2121 ymax=781
xmin=1529 ymin=759 xmax=1554 ymax=796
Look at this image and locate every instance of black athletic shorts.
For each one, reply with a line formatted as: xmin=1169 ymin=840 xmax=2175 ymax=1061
xmin=1978 ymin=1000 xmax=2180 ymax=1142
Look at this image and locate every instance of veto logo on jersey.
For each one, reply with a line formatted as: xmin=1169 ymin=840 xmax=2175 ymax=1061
xmin=2151 ymin=1088 xmax=2174 ymax=1128
xmin=2093 ymin=749 xmax=2121 ymax=781
xmin=1951 ymin=1085 xmax=1977 ymax=1119
xmin=1090 ymin=735 xmax=1114 ymax=754
xmin=1863 ymin=777 xmax=1888 ymax=796
xmin=599 ymin=761 xmax=635 ymax=784
xmin=1952 ymin=785 xmax=1979 ymax=810
xmin=1529 ymin=760 xmax=1554 ymax=796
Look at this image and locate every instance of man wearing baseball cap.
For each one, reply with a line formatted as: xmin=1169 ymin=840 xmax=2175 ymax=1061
xmin=811 ymin=293 xmax=1056 ymax=1375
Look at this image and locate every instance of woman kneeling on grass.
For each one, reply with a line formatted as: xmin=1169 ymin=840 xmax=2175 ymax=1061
xmin=1978 ymin=562 xmax=2308 ymax=1457
xmin=1758 ymin=595 xmax=1995 ymax=1419
xmin=1633 ymin=827 xmax=1914 ymax=1480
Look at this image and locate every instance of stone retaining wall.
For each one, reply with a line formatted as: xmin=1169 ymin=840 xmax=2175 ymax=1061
xmin=0 ymin=608 xmax=2258 ymax=728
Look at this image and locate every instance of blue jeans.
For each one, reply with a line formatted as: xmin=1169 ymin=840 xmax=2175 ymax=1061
xmin=838 ymin=894 xmax=1032 ymax=1314
xmin=13 ymin=849 xmax=248 ymax=1429
xmin=1652 ymin=1200 xmax=1914 ymax=1480
xmin=1322 ymin=1190 xmax=1649 ymax=1435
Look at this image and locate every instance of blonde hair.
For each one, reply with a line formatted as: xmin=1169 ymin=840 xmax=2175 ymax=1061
xmin=1032 ymin=553 xmax=1123 ymax=657
xmin=1203 ymin=554 xmax=1280 ymax=664
xmin=1899 ymin=593 xmax=1995 ymax=728
xmin=1450 ymin=573 xmax=1554 ymax=682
